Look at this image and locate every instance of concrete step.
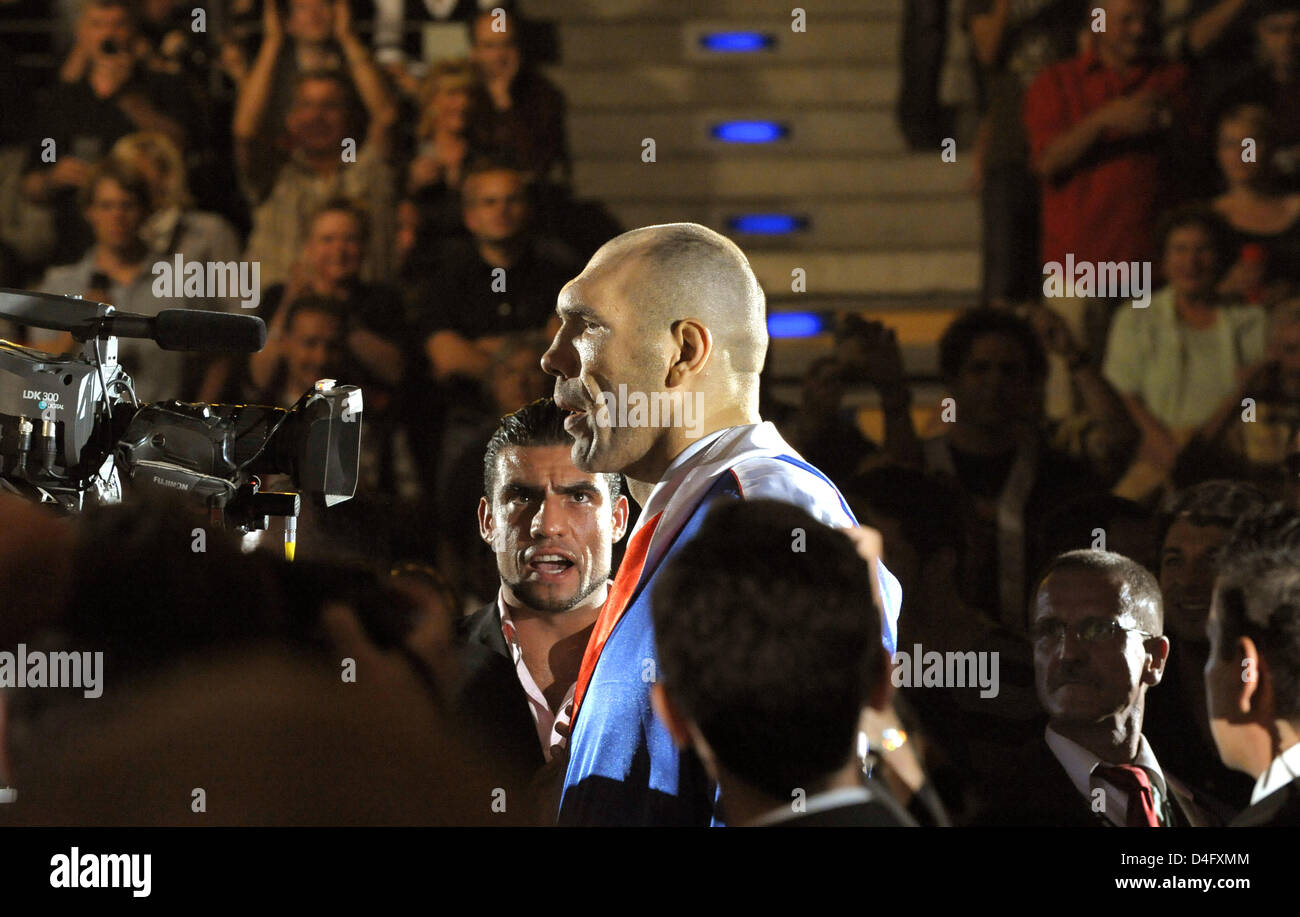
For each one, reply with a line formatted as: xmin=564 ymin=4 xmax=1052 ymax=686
xmin=559 ymin=20 xmax=896 ymax=65
xmin=764 ymin=292 xmax=976 ymax=314
xmin=567 ymin=107 xmax=906 ymax=156
xmin=572 ymin=154 xmax=976 ymax=199
xmin=748 ymin=249 xmax=979 ymax=296
xmin=603 ymin=197 xmax=980 ymax=250
xmin=764 ymin=295 xmax=971 ymax=377
xmin=520 ymin=0 xmax=900 ymax=22
xmin=546 ymin=63 xmax=896 ymax=108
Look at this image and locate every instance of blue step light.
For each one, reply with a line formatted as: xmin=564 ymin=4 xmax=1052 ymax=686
xmin=699 ymin=31 xmax=775 ymax=53
xmin=727 ymin=213 xmax=808 ymax=235
xmin=711 ymin=120 xmax=789 ymax=144
xmin=768 ymin=312 xmax=825 ymax=339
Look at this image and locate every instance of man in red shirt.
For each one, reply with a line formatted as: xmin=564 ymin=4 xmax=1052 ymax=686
xmin=1023 ymin=0 xmax=1194 ymax=410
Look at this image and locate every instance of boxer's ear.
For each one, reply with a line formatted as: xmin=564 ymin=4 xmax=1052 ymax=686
xmin=477 ymin=496 xmax=494 ymax=546
xmin=667 ymin=318 xmax=711 ymax=386
xmin=610 ymin=493 xmax=630 ymax=543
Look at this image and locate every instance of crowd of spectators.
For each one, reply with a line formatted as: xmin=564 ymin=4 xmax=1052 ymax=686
xmin=820 ymin=0 xmax=1300 ymax=826
xmin=0 ymin=0 xmax=593 ymax=597
xmin=3 ymin=0 xmax=1300 ymax=828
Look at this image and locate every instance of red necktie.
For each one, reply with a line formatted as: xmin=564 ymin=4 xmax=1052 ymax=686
xmin=570 ymin=511 xmax=662 ymax=723
xmin=1095 ymin=764 xmax=1161 ymax=827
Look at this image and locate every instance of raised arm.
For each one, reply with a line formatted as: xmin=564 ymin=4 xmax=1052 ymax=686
xmin=967 ymin=0 xmax=1012 ymax=69
xmin=233 ymin=0 xmax=286 ymax=166
xmin=334 ymin=0 xmax=398 ymax=159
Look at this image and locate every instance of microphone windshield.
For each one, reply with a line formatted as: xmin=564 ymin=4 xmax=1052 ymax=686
xmin=154 ymin=310 xmax=267 ymax=353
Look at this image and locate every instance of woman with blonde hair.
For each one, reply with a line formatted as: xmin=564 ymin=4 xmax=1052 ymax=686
xmin=401 ymin=60 xmax=493 ymax=275
xmin=111 ymin=132 xmax=245 ymax=401
xmin=110 ymin=131 xmax=242 ymax=273
xmin=408 ymin=58 xmax=488 ymax=196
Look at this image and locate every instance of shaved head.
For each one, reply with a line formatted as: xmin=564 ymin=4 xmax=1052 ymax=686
xmin=590 ymin=223 xmax=768 ymax=373
xmin=541 ymin=222 xmax=769 ymax=487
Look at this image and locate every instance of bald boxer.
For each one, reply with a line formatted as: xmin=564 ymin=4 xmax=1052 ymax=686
xmin=541 ymin=223 xmax=902 ymax=825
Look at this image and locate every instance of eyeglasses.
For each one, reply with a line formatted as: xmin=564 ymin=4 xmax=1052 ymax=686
xmin=1030 ymin=617 xmax=1157 ymax=645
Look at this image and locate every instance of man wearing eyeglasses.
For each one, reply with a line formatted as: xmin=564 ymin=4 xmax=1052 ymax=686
xmin=981 ymin=549 xmax=1222 ymax=825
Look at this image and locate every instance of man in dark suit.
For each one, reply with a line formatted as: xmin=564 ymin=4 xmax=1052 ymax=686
xmin=984 ymin=549 xmax=1221 ymax=826
xmin=1206 ymin=504 xmax=1300 ymax=827
xmin=451 ymin=398 xmax=627 ymax=818
xmin=1146 ymin=481 xmax=1267 ymax=811
xmin=649 ymin=499 xmax=916 ymax=827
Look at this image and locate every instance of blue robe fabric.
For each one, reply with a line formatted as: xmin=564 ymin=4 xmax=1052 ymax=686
xmin=558 ymin=453 xmax=895 ymax=826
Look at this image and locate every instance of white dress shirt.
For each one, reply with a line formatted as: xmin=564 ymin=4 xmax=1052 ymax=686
xmin=1251 ymin=741 xmax=1300 ymax=805
xmin=1046 ymin=726 xmax=1171 ymax=826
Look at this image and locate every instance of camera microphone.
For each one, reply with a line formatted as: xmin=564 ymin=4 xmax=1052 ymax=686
xmin=80 ymin=309 xmax=268 ymax=353
xmin=155 ymin=310 xmax=267 ymax=352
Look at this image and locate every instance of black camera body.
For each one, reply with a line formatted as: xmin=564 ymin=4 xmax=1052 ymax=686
xmin=0 ymin=289 xmax=363 ymax=529
xmin=0 ymin=338 xmax=121 ymax=488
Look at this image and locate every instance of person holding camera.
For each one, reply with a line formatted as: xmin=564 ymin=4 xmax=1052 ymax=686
xmin=22 ymin=0 xmax=193 ymax=268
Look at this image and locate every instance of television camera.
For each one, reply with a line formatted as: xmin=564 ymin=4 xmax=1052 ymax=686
xmin=0 ymin=289 xmax=363 ymax=551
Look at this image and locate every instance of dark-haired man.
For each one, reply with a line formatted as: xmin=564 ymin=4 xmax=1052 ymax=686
xmin=454 ymin=398 xmax=628 ymax=800
xmin=1146 ymin=481 xmax=1268 ymax=807
xmin=985 ymin=549 xmax=1220 ymax=825
xmin=416 ymin=161 xmax=577 ymax=388
xmin=468 ymin=8 xmax=568 ymax=182
xmin=651 ymin=499 xmax=915 ymax=827
xmin=920 ymin=308 xmax=1104 ymax=629
xmin=1206 ymin=503 xmax=1300 ymax=825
